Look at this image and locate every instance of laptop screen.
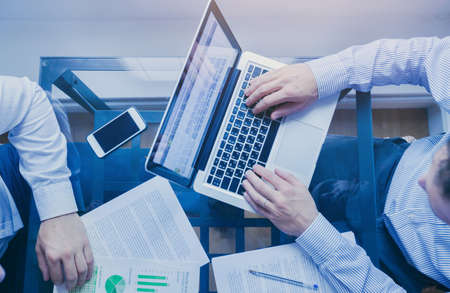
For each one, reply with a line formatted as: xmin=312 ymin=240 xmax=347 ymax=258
xmin=149 ymin=1 xmax=240 ymax=184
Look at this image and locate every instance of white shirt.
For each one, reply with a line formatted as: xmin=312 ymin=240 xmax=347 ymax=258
xmin=0 ymin=76 xmax=77 ymax=238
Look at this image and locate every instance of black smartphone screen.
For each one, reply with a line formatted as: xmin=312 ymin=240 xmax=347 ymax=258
xmin=93 ymin=112 xmax=139 ymax=153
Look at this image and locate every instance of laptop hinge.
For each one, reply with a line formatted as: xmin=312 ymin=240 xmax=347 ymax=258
xmin=195 ymin=67 xmax=241 ymax=172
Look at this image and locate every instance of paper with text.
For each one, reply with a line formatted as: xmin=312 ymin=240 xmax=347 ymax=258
xmin=54 ymin=257 xmax=199 ymax=293
xmin=82 ymin=176 xmax=208 ymax=264
xmin=212 ymin=243 xmax=334 ymax=293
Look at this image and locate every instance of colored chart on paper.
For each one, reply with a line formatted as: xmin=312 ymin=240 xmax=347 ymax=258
xmin=70 ymin=266 xmax=98 ymax=293
xmin=136 ymin=274 xmax=168 ymax=292
xmin=105 ymin=275 xmax=126 ymax=293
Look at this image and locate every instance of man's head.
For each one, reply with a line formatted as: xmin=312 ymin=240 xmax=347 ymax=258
xmin=418 ymin=140 xmax=450 ymax=224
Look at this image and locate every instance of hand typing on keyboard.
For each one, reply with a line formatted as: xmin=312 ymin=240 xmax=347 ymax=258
xmin=241 ymin=165 xmax=319 ymax=237
xmin=207 ymin=64 xmax=281 ymax=195
xmin=244 ymin=63 xmax=319 ymax=120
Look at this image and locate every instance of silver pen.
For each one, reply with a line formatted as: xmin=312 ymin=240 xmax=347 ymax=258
xmin=249 ymin=269 xmax=319 ymax=291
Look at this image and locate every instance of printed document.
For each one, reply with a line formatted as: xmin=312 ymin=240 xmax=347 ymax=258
xmin=54 ymin=257 xmax=199 ymax=293
xmin=212 ymin=243 xmax=334 ymax=293
xmin=54 ymin=176 xmax=208 ymax=292
xmin=79 ymin=176 xmax=208 ymax=265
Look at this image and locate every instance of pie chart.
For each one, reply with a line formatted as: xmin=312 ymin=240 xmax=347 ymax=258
xmin=105 ymin=275 xmax=126 ymax=293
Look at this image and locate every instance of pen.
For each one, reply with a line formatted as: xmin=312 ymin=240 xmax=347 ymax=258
xmin=249 ymin=269 xmax=319 ymax=291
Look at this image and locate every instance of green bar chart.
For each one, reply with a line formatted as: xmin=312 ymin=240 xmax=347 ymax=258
xmin=136 ymin=274 xmax=168 ymax=292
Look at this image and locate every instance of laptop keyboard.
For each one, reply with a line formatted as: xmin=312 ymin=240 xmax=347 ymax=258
xmin=207 ymin=63 xmax=280 ymax=195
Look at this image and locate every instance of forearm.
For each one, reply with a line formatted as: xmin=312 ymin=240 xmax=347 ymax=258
xmin=296 ymin=214 xmax=405 ymax=293
xmin=0 ymin=76 xmax=77 ymax=220
xmin=306 ymin=37 xmax=440 ymax=98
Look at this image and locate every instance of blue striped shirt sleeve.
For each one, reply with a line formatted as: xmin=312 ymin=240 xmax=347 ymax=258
xmin=296 ymin=214 xmax=406 ymax=292
xmin=306 ymin=37 xmax=450 ymax=112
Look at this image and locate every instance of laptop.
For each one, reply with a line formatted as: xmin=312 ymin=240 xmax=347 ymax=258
xmin=145 ymin=0 xmax=338 ymax=212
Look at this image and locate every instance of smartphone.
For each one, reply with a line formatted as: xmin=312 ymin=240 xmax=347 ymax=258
xmin=86 ymin=107 xmax=147 ymax=158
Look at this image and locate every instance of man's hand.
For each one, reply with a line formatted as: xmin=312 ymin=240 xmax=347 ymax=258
xmin=35 ymin=212 xmax=94 ymax=290
xmin=242 ymin=165 xmax=319 ymax=237
xmin=245 ymin=63 xmax=318 ymax=120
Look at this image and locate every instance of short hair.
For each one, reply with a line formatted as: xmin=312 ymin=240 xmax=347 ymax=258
xmin=436 ymin=140 xmax=450 ymax=199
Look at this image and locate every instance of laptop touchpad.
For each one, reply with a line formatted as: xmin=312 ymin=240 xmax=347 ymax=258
xmin=272 ymin=121 xmax=325 ymax=185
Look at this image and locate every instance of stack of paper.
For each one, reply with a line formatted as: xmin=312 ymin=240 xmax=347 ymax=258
xmin=55 ymin=176 xmax=208 ymax=293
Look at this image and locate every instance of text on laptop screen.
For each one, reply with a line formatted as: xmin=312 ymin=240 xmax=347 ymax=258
xmin=152 ymin=12 xmax=239 ymax=179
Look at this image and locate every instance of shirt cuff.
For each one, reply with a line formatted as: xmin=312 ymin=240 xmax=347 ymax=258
xmin=306 ymin=54 xmax=349 ymax=99
xmin=32 ymin=180 xmax=78 ymax=221
xmin=295 ymin=213 xmax=343 ymax=265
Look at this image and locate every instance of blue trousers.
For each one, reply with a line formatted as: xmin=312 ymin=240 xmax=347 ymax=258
xmin=310 ymin=135 xmax=448 ymax=292
xmin=0 ymin=143 xmax=83 ymax=225
xmin=310 ymin=135 xmax=409 ymax=226
xmin=0 ymin=143 xmax=83 ymax=291
xmin=0 ymin=144 xmax=32 ymax=290
xmin=0 ymin=144 xmax=32 ymax=223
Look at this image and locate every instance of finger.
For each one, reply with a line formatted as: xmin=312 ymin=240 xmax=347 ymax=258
xmin=245 ymin=71 xmax=277 ymax=97
xmin=245 ymin=79 xmax=281 ymax=107
xmin=62 ymin=254 xmax=78 ymax=290
xmin=270 ymin=102 xmax=307 ymax=120
xmin=75 ymin=252 xmax=88 ymax=287
xmin=253 ymin=164 xmax=287 ymax=190
xmin=252 ymin=90 xmax=288 ymax=114
xmin=244 ymin=170 xmax=279 ymax=203
xmin=46 ymin=252 xmax=64 ymax=285
xmin=244 ymin=192 xmax=271 ymax=218
xmin=83 ymin=245 xmax=94 ymax=281
xmin=243 ymin=182 xmax=273 ymax=217
xmin=35 ymin=245 xmax=49 ymax=281
xmin=242 ymin=179 xmax=276 ymax=213
xmin=274 ymin=168 xmax=300 ymax=186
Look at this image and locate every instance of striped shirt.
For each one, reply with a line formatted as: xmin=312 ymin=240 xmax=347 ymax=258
xmin=295 ymin=37 xmax=450 ymax=292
